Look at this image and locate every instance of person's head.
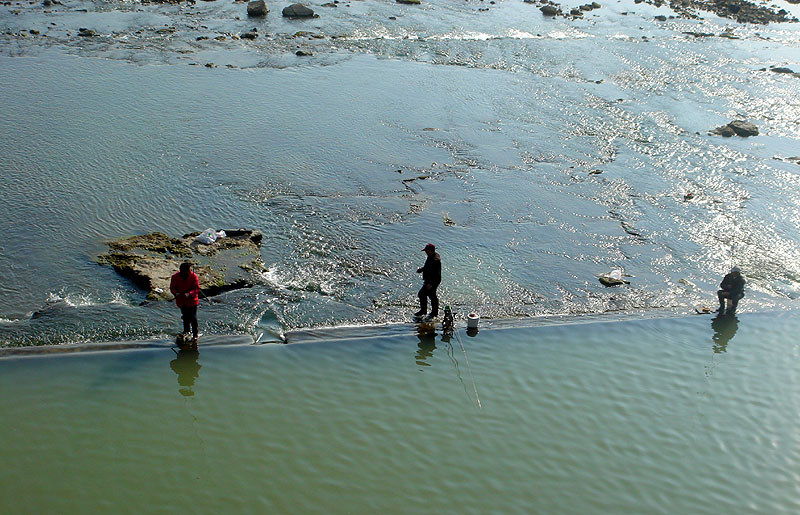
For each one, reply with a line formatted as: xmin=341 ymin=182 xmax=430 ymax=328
xmin=730 ymin=266 xmax=741 ymax=276
xmin=179 ymin=262 xmax=193 ymax=277
xmin=423 ymin=243 xmax=436 ymax=256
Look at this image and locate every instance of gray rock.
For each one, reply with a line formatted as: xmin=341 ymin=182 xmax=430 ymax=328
xmin=241 ymin=30 xmax=258 ymax=39
xmin=728 ymin=120 xmax=759 ymax=137
xmin=396 ymin=0 xmax=421 ymax=3
xmin=97 ymin=230 xmax=265 ymax=302
xmin=711 ymin=120 xmax=758 ymax=137
xmin=771 ymin=67 xmax=795 ymax=74
xmin=282 ymin=3 xmax=316 ymax=16
xmin=247 ymin=0 xmax=268 ymax=16
xmin=77 ymin=28 xmax=96 ymax=37
xmin=711 ymin=124 xmax=736 ymax=137
xmin=540 ymin=5 xmax=559 ymax=15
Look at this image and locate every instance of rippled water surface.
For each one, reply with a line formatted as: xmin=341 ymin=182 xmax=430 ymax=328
xmin=1 ymin=312 xmax=798 ymax=512
xmin=1 ymin=0 xmax=800 ymax=344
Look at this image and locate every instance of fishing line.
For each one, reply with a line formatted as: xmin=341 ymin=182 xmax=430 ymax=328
xmin=444 ymin=337 xmax=470 ymax=399
xmin=454 ymin=327 xmax=482 ymax=409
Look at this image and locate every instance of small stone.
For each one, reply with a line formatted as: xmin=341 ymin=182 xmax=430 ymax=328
xmin=396 ymin=0 xmax=420 ymax=4
xmin=654 ymin=15 xmax=667 ymax=21
xmin=771 ymin=66 xmax=795 ymax=74
xmin=241 ymin=30 xmax=258 ymax=39
xmin=295 ymin=49 xmax=312 ymax=56
xmin=77 ymin=28 xmax=96 ymax=37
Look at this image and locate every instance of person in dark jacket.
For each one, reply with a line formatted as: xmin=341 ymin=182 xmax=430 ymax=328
xmin=717 ymin=266 xmax=745 ymax=315
xmin=415 ymin=243 xmax=441 ymax=319
xmin=170 ymin=262 xmax=200 ymax=345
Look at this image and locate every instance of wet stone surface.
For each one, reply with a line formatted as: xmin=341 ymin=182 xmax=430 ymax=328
xmin=97 ymin=229 xmax=265 ymax=302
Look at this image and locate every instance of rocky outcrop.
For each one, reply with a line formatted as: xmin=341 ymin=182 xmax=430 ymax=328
xmin=527 ymin=1 xmax=599 ymax=19
xmin=282 ymin=3 xmax=316 ymax=17
xmin=97 ymin=230 xmax=265 ymax=302
xmin=247 ymin=0 xmax=268 ymax=16
xmin=711 ymin=120 xmax=759 ymax=137
xmin=637 ymin=0 xmax=796 ymax=24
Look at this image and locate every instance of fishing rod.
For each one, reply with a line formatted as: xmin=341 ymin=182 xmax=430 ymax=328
xmin=454 ymin=326 xmax=482 ymax=409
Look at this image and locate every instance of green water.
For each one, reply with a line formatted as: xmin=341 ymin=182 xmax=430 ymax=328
xmin=1 ymin=312 xmax=798 ymax=513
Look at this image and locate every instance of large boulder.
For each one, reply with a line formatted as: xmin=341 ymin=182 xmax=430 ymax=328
xmin=282 ymin=3 xmax=316 ymax=17
xmin=540 ymin=5 xmax=560 ymax=16
xmin=247 ymin=0 xmax=268 ymax=16
xmin=728 ymin=120 xmax=759 ymax=137
xmin=97 ymin=230 xmax=265 ymax=302
xmin=711 ymin=120 xmax=758 ymax=137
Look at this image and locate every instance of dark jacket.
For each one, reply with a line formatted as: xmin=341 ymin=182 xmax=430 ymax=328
xmin=422 ymin=253 xmax=442 ymax=287
xmin=720 ymin=272 xmax=745 ymax=297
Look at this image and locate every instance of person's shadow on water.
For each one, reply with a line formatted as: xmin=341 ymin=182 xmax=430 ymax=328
xmin=711 ymin=315 xmax=739 ymax=354
xmin=415 ymin=329 xmax=437 ymax=368
xmin=170 ymin=349 xmax=202 ymax=397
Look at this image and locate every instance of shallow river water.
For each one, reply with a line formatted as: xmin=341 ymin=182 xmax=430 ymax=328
xmin=1 ymin=2 xmax=799 ymax=510
xmin=1 ymin=312 xmax=798 ymax=512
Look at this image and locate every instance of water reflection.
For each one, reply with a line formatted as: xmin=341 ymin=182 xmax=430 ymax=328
xmin=415 ymin=332 xmax=437 ymax=368
xmin=170 ymin=349 xmax=202 ymax=396
xmin=711 ymin=315 xmax=739 ymax=354
xmin=415 ymin=322 xmax=438 ymax=368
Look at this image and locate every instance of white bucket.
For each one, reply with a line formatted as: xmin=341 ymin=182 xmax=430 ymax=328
xmin=467 ymin=313 xmax=480 ymax=330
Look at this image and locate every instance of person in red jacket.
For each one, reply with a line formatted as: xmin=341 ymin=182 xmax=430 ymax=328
xmin=170 ymin=262 xmax=200 ymax=344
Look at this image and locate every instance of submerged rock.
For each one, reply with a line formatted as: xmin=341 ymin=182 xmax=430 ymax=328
xmin=282 ymin=3 xmax=316 ymax=16
xmin=98 ymin=230 xmax=265 ymax=302
xmin=247 ymin=0 xmax=268 ymax=16
xmin=396 ymin=0 xmax=421 ymax=4
xmin=77 ymin=28 xmax=97 ymax=37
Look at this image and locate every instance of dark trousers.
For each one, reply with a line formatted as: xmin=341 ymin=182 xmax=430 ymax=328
xmin=181 ymin=305 xmax=198 ymax=337
xmin=418 ymin=284 xmax=439 ymax=316
xmin=717 ymin=290 xmax=743 ymax=314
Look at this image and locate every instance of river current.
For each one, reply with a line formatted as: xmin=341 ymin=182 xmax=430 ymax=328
xmin=1 ymin=0 xmax=799 ymax=344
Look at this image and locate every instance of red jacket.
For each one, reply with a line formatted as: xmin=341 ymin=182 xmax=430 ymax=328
xmin=169 ymin=271 xmax=200 ymax=308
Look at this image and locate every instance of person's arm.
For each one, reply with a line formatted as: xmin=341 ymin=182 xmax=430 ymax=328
xmin=188 ymin=274 xmax=200 ymax=297
xmin=169 ymin=275 xmax=180 ymax=297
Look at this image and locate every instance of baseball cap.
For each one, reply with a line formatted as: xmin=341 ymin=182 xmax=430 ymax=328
xmin=423 ymin=243 xmax=435 ymax=251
